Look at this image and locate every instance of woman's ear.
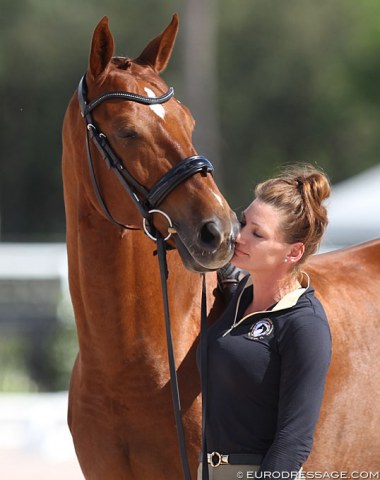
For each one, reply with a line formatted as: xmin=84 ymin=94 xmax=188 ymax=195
xmin=285 ymin=242 xmax=305 ymax=265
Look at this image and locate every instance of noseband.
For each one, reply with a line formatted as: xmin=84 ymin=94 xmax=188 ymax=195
xmin=77 ymin=75 xmax=214 ymax=238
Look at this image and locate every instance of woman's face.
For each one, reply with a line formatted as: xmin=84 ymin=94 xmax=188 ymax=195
xmin=231 ymin=199 xmax=292 ymax=274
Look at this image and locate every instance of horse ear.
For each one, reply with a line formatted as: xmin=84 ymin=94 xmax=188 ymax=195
xmin=89 ymin=16 xmax=114 ymax=80
xmin=134 ymin=14 xmax=179 ymax=73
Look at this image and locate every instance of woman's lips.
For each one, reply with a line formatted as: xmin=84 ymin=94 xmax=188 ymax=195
xmin=234 ymin=247 xmax=248 ymax=256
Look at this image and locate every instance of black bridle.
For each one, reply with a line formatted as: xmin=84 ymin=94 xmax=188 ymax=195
xmin=77 ymin=74 xmax=212 ymax=480
xmin=77 ymin=75 xmax=214 ymax=236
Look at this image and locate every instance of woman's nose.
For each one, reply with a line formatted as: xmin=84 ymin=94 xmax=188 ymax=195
xmin=236 ymin=231 xmax=243 ymax=244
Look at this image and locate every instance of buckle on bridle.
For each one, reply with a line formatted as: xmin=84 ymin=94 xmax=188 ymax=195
xmin=142 ymin=209 xmax=176 ymax=242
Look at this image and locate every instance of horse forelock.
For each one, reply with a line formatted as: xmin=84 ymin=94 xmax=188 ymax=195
xmin=111 ymin=56 xmax=132 ymax=70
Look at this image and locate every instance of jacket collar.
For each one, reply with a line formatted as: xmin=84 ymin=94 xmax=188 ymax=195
xmin=223 ymin=272 xmax=310 ymax=337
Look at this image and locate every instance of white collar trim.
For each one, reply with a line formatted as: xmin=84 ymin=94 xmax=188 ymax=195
xmin=222 ymin=272 xmax=310 ymax=337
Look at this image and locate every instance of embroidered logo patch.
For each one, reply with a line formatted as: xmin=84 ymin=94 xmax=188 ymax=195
xmin=249 ymin=318 xmax=273 ymax=340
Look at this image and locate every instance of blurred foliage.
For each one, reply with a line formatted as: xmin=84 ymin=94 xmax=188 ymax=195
xmin=0 ymin=335 xmax=35 ymax=391
xmin=0 ymin=299 xmax=78 ymax=393
xmin=1 ymin=0 xmax=380 ymax=234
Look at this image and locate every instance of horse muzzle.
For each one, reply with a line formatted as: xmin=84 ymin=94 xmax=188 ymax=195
xmin=173 ymin=213 xmax=239 ymax=272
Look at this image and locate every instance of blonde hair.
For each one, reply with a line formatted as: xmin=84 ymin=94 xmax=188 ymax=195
xmin=255 ymin=164 xmax=330 ymax=263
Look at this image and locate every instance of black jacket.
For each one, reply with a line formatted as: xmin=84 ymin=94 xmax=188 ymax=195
xmin=203 ymin=273 xmax=332 ymax=474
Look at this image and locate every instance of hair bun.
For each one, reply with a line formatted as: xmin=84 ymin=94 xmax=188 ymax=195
xmin=297 ymin=168 xmax=331 ymax=205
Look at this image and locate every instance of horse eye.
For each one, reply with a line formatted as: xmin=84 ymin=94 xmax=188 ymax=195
xmin=117 ymin=128 xmax=138 ymax=139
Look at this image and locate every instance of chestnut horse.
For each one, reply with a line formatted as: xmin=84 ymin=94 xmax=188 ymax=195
xmin=62 ymin=15 xmax=380 ymax=480
xmin=62 ymin=14 xmax=238 ymax=480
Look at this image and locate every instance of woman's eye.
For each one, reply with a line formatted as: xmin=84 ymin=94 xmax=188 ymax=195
xmin=253 ymin=231 xmax=263 ymax=238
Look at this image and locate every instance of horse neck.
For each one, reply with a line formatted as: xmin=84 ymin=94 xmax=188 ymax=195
xmin=66 ymin=213 xmax=202 ymax=369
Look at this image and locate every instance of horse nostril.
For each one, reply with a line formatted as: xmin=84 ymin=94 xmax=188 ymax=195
xmin=199 ymin=221 xmax=223 ymax=251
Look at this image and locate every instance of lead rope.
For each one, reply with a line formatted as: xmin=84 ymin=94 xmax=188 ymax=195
xmin=156 ymin=236 xmax=192 ymax=480
xmin=200 ymin=273 xmax=209 ymax=480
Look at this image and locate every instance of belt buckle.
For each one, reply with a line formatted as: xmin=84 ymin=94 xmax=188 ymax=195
xmin=209 ymin=452 xmax=228 ymax=468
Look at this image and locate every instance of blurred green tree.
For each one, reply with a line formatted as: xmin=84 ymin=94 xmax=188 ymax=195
xmin=218 ymin=0 xmax=380 ymax=210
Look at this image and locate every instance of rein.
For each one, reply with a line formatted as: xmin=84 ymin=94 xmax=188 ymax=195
xmin=78 ymin=74 xmax=211 ymax=479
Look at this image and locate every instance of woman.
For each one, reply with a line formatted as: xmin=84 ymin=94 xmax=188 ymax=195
xmin=199 ymin=164 xmax=332 ymax=479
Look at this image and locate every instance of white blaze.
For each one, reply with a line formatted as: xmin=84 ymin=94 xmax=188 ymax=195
xmin=144 ymin=87 xmax=166 ymax=120
xmin=212 ymin=191 xmax=224 ymax=207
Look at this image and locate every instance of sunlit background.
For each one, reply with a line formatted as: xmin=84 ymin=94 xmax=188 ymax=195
xmin=1 ymin=0 xmax=380 ymax=478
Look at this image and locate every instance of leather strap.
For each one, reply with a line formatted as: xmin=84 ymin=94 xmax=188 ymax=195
xmin=156 ymin=242 xmax=211 ymax=480
xmin=147 ymin=156 xmax=213 ymax=208
xmin=85 ymin=121 xmax=144 ymax=228
xmin=200 ymin=273 xmax=209 ymax=480
xmin=78 ymin=75 xmax=174 ymax=115
xmin=157 ymin=236 xmax=192 ymax=480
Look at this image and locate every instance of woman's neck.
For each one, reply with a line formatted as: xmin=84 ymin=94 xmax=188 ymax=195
xmin=246 ymin=271 xmax=301 ymax=314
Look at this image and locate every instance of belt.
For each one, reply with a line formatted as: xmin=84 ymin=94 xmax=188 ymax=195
xmin=202 ymin=452 xmax=263 ymax=468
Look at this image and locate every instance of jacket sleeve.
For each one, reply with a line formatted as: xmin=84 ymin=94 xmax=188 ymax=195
xmin=259 ymin=311 xmax=332 ymax=474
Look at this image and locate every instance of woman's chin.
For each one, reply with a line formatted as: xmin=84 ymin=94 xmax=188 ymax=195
xmin=232 ymin=249 xmax=253 ymax=268
xmin=230 ymin=254 xmax=244 ymax=268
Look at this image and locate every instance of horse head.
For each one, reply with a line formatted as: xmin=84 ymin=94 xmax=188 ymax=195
xmin=64 ymin=15 xmax=238 ymax=272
